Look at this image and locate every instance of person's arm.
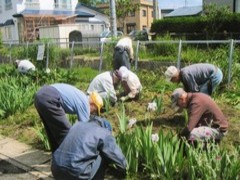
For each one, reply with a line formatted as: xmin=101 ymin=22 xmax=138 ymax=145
xmin=180 ymin=103 xmax=204 ymax=138
xmin=101 ymin=135 xmax=127 ymax=171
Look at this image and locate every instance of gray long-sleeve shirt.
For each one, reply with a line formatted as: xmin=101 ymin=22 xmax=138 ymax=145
xmin=180 ymin=63 xmax=217 ymax=92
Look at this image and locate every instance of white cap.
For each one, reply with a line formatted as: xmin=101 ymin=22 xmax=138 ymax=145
xmin=171 ymin=88 xmax=186 ymax=110
xmin=164 ymin=66 xmax=178 ymax=81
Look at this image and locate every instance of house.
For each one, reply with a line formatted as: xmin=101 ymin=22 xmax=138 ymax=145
xmin=0 ymin=0 xmax=109 ymax=43
xmin=203 ymin=0 xmax=240 ymax=12
xmin=164 ymin=6 xmax=202 ymax=18
xmin=96 ymin=0 xmax=160 ymax=34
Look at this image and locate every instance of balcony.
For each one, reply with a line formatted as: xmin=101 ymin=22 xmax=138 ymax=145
xmin=54 ymin=2 xmax=71 ymax=10
xmin=25 ymin=0 xmax=40 ymax=9
xmin=5 ymin=2 xmax=13 ymax=10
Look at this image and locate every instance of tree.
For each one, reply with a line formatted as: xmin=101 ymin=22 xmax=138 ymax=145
xmin=202 ymin=3 xmax=232 ymax=39
xmin=104 ymin=0 xmax=140 ymax=32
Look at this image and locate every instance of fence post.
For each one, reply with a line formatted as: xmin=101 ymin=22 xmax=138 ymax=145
xmin=9 ymin=41 xmax=12 ymax=63
xmin=135 ymin=40 xmax=140 ymax=71
xmin=70 ymin=41 xmax=75 ymax=68
xmin=177 ymin=39 xmax=182 ymax=68
xmin=99 ymin=41 xmax=104 ymax=72
xmin=26 ymin=41 xmax=29 ymax=58
xmin=228 ymin=39 xmax=234 ymax=84
xmin=46 ymin=42 xmax=50 ymax=70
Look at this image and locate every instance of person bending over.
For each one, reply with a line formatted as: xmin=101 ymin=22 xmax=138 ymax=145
xmin=51 ymin=115 xmax=127 ymax=180
xmin=34 ymin=83 xmax=103 ymax=152
xmin=165 ymin=63 xmax=223 ymax=95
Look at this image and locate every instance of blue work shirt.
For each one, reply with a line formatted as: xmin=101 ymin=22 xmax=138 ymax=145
xmin=52 ymin=120 xmax=127 ymax=179
xmin=51 ymin=83 xmax=90 ymax=122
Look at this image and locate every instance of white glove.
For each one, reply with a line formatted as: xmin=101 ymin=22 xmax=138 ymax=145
xmin=120 ymin=96 xmax=129 ymax=102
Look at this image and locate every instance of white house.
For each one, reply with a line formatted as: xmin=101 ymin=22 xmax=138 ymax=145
xmin=0 ymin=0 xmax=110 ymax=43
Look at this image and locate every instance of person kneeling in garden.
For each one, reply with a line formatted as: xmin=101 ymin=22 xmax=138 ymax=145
xmin=116 ymin=66 xmax=142 ymax=102
xmin=15 ymin=59 xmax=36 ymax=73
xmin=51 ymin=115 xmax=127 ymax=180
xmin=86 ymin=70 xmax=120 ymax=106
xmin=171 ymin=88 xmax=228 ymax=144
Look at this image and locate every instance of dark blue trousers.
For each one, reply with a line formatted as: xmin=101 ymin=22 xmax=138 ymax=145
xmin=34 ymin=85 xmax=72 ymax=152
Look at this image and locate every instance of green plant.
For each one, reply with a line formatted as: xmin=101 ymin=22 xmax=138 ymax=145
xmin=116 ymin=103 xmax=128 ymax=134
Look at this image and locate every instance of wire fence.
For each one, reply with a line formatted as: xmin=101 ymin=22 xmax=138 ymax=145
xmin=2 ymin=39 xmax=240 ymax=84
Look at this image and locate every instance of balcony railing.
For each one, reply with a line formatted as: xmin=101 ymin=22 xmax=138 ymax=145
xmin=25 ymin=0 xmax=40 ymax=8
xmin=54 ymin=2 xmax=71 ymax=9
xmin=5 ymin=2 xmax=13 ymax=10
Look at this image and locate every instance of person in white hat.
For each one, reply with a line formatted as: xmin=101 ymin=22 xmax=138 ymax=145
xmin=15 ymin=59 xmax=36 ymax=73
xmin=171 ymin=88 xmax=228 ymax=143
xmin=164 ymin=63 xmax=223 ymax=95
xmin=34 ymin=83 xmax=103 ymax=152
xmin=86 ymin=70 xmax=120 ymax=105
xmin=113 ymin=36 xmax=134 ymax=70
xmin=116 ymin=66 xmax=142 ymax=102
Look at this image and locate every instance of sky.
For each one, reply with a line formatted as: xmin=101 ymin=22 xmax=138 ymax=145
xmin=158 ymin=0 xmax=202 ymax=9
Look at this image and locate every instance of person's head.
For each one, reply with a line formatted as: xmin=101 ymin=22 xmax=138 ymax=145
xmin=171 ymin=88 xmax=188 ymax=111
xmin=117 ymin=66 xmax=129 ymax=81
xmin=15 ymin=60 xmax=20 ymax=68
xmin=164 ymin=66 xmax=180 ymax=83
xmin=89 ymin=92 xmax=104 ymax=115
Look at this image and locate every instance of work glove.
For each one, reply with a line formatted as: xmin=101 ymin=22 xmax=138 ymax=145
xmin=120 ymin=96 xmax=129 ymax=102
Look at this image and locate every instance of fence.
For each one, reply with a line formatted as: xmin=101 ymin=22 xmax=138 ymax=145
xmin=2 ymin=39 xmax=240 ymax=84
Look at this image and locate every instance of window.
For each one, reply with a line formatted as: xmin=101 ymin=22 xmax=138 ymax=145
xmin=128 ymin=11 xmax=135 ymax=17
xmin=55 ymin=0 xmax=71 ymax=9
xmin=127 ymin=23 xmax=136 ymax=34
xmin=5 ymin=0 xmax=12 ymax=10
xmin=5 ymin=26 xmax=12 ymax=40
xmin=142 ymin=10 xmax=146 ymax=17
xmin=91 ymin=25 xmax=94 ymax=31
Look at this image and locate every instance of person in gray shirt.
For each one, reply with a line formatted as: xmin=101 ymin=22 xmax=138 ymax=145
xmin=164 ymin=63 xmax=223 ymax=95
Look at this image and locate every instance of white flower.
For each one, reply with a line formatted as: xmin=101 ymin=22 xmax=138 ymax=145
xmin=45 ymin=68 xmax=51 ymax=73
xmin=147 ymin=102 xmax=157 ymax=112
xmin=151 ymin=133 xmax=159 ymax=143
xmin=127 ymin=118 xmax=137 ymax=129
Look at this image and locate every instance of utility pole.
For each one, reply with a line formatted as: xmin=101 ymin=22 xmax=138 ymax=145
xmin=153 ymin=0 xmax=158 ymax=20
xmin=109 ymin=0 xmax=117 ymax=37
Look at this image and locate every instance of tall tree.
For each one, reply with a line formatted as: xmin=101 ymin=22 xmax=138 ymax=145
xmin=202 ymin=4 xmax=232 ymax=39
xmin=104 ymin=0 xmax=140 ymax=32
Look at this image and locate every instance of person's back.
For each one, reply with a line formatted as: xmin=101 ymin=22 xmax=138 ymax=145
xmin=87 ymin=71 xmax=119 ymax=104
xmin=51 ymin=119 xmax=127 ymax=180
xmin=15 ymin=59 xmax=35 ymax=73
xmin=113 ymin=37 xmax=134 ymax=70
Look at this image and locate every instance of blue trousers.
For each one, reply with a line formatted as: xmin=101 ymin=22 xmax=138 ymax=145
xmin=199 ymin=68 xmax=223 ymax=95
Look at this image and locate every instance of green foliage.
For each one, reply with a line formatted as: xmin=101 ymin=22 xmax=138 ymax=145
xmin=152 ymin=34 xmax=178 ymax=56
xmin=116 ymin=103 xmax=128 ymax=134
xmin=151 ymin=4 xmax=240 ymax=40
xmin=0 ymin=76 xmax=38 ymax=119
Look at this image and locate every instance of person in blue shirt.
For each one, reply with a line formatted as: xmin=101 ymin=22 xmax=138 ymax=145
xmin=34 ymin=83 xmax=104 ymax=152
xmin=51 ymin=115 xmax=127 ymax=180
